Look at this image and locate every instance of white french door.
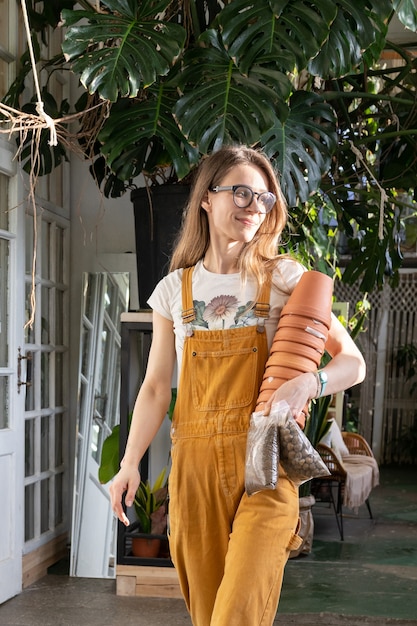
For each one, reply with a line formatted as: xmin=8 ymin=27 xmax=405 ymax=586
xmin=0 ymin=171 xmax=25 ymax=603
xmin=23 ymin=204 xmax=70 ymax=552
xmin=70 ymin=272 xmax=128 ymax=578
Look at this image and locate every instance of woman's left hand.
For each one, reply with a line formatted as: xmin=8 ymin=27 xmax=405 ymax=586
xmin=261 ymin=371 xmax=317 ymax=428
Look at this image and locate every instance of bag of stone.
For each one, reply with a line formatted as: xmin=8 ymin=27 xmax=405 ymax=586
xmin=277 ymin=404 xmax=330 ymax=486
xmin=245 ymin=401 xmax=330 ymax=495
xmin=245 ymin=405 xmax=281 ymax=496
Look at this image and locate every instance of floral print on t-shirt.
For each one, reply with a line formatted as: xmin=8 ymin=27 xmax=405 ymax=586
xmin=192 ymin=295 xmax=257 ymax=330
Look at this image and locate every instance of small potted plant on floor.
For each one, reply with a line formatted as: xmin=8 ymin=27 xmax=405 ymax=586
xmin=128 ymin=467 xmax=169 ymax=558
xmin=98 ymin=414 xmax=172 ymax=559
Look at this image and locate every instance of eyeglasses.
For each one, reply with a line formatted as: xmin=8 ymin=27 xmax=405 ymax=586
xmin=210 ymin=185 xmax=276 ymax=214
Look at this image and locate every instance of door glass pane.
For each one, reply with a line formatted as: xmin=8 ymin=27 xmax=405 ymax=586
xmin=104 ymin=278 xmax=116 ymax=315
xmin=0 ymin=377 xmax=9 ymax=429
xmin=55 ymin=472 xmax=63 ymax=526
xmin=55 ymin=414 xmax=63 ymax=467
xmin=0 ymin=238 xmax=8 ymax=368
xmin=25 ymin=419 xmax=35 ymax=477
xmin=110 ymin=350 xmax=120 ymax=430
xmin=0 ymin=174 xmax=8 ymax=229
xmin=55 ymin=352 xmax=63 ymax=406
xmin=41 ymin=286 xmax=50 ymax=344
xmin=25 ymin=353 xmax=35 ymax=411
xmin=83 ymin=273 xmax=97 ymax=317
xmin=25 ymin=283 xmax=35 ymax=344
xmin=81 ymin=326 xmax=92 ymax=376
xmin=41 ymin=352 xmax=49 ymax=408
xmin=41 ymin=220 xmax=50 ymax=280
xmin=99 ymin=324 xmax=110 ymax=396
xmin=25 ymin=484 xmax=35 ymax=541
xmin=55 ymin=290 xmax=64 ymax=344
xmin=41 ymin=416 xmax=49 ymax=472
xmin=25 ymin=212 xmax=34 ymax=273
xmin=41 ymin=478 xmax=49 ymax=533
xmin=55 ymin=227 xmax=64 ymax=283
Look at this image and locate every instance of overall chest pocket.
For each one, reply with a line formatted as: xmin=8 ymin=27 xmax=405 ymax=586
xmin=189 ymin=345 xmax=260 ymax=411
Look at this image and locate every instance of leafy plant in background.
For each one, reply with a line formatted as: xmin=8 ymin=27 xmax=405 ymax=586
xmin=396 ymin=342 xmax=417 ymax=396
xmin=394 ymin=341 xmax=417 ymax=464
xmin=133 ymin=467 xmax=168 ymax=535
xmin=299 ymin=296 xmax=370 ymax=496
xmin=98 ymin=419 xmax=169 ymax=533
xmin=2 ymin=0 xmax=417 ymax=294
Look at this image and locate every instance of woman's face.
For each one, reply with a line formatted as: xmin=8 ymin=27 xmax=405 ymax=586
xmin=202 ymin=164 xmax=270 ymax=245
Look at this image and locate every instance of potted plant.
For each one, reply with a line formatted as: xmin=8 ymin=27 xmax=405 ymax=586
xmin=128 ymin=467 xmax=169 ymax=558
xmin=99 ymin=431 xmax=169 ymax=558
xmin=98 ymin=395 xmax=176 ymax=558
xmin=289 ymin=298 xmax=370 ymax=557
xmin=3 ymin=1 xmax=417 ymax=302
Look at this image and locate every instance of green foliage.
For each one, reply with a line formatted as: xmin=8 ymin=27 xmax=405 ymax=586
xmin=261 ymin=91 xmax=337 ymax=207
xmin=3 ymin=0 xmax=417 ymax=293
xmin=61 ymin=0 xmax=186 ymax=102
xmin=396 ymin=342 xmax=417 ymax=396
xmin=98 ymin=424 xmax=121 ymax=484
xmin=299 ymin=298 xmax=369 ymax=496
xmin=134 ymin=467 xmax=168 ymax=534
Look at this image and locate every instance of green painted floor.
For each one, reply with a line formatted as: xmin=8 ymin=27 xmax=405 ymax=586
xmin=279 ymin=465 xmax=417 ymax=620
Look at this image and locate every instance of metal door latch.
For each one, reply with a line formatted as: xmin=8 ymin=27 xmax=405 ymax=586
xmin=17 ymin=347 xmax=32 ymax=393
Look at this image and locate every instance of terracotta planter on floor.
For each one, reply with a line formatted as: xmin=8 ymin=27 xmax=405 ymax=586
xmin=131 ymin=536 xmax=161 ymax=558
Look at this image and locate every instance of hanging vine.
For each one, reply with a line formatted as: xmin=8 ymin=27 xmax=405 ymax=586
xmin=0 ymin=1 xmax=109 ymax=328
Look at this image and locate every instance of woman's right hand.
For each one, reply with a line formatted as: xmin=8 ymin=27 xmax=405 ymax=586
xmin=109 ymin=463 xmax=141 ymax=526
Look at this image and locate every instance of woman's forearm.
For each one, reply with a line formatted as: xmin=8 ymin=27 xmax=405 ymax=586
xmin=121 ymin=382 xmax=173 ymax=469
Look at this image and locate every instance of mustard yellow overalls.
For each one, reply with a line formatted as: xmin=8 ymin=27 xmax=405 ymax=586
xmin=169 ymin=266 xmax=302 ymax=626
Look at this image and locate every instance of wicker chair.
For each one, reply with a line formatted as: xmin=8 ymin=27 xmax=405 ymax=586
xmin=311 ymin=432 xmax=376 ymax=540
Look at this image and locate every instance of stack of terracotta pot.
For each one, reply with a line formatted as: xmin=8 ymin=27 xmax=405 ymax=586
xmin=256 ymin=270 xmax=334 ymax=413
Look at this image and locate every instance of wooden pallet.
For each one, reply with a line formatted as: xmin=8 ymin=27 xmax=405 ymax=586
xmin=116 ymin=564 xmax=182 ymax=598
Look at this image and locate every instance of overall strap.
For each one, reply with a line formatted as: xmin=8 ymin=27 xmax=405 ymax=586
xmin=181 ymin=266 xmax=196 ymax=324
xmin=254 ymin=278 xmax=271 ymax=331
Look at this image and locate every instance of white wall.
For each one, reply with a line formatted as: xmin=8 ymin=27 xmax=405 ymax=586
xmin=68 ymin=149 xmax=143 ymax=507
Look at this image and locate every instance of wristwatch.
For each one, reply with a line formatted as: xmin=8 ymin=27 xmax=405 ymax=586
xmin=316 ymin=369 xmax=328 ymax=398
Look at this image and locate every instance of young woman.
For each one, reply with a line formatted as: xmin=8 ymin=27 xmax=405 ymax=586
xmin=110 ymin=145 xmax=366 ymax=625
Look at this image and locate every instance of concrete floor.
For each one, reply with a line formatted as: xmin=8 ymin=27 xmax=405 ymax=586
xmin=1 ymin=466 xmax=416 ymax=626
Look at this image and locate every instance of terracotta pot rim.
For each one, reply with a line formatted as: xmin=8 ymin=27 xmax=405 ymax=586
xmin=280 ymin=306 xmax=332 ymax=326
xmin=270 ymin=339 xmax=324 ymax=356
xmin=277 ymin=315 xmax=329 ymax=333
xmin=273 ymin=326 xmax=326 ymax=346
xmin=266 ymin=352 xmax=321 ymax=370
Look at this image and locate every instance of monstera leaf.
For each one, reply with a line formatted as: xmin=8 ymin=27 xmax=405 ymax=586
xmin=309 ymin=0 xmax=392 ymax=76
xmin=61 ymin=0 xmax=186 ymax=101
xmin=218 ymin=0 xmax=337 ymax=73
xmin=98 ymin=85 xmax=200 ymax=181
xmin=392 ymin=0 xmax=417 ymax=31
xmin=261 ymin=91 xmax=337 ymax=207
xmin=173 ymin=30 xmax=289 ymax=154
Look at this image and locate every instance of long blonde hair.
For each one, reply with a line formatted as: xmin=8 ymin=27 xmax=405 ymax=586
xmin=169 ymin=145 xmax=288 ymax=289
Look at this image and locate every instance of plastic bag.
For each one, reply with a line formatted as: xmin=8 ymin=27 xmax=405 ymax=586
xmin=245 ymin=407 xmax=281 ymax=496
xmin=277 ymin=407 xmax=330 ymax=486
xmin=245 ymin=401 xmax=330 ymax=496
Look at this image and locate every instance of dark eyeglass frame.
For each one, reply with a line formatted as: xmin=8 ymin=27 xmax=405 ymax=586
xmin=210 ymin=184 xmax=276 ymax=214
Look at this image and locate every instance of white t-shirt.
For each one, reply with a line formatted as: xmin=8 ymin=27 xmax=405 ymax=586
xmin=148 ymin=257 xmax=305 ymax=380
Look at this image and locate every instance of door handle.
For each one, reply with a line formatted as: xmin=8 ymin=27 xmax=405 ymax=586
xmin=17 ymin=347 xmax=32 ymax=393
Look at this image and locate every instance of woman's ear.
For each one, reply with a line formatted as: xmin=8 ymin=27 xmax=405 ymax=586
xmin=201 ymin=190 xmax=211 ymax=213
